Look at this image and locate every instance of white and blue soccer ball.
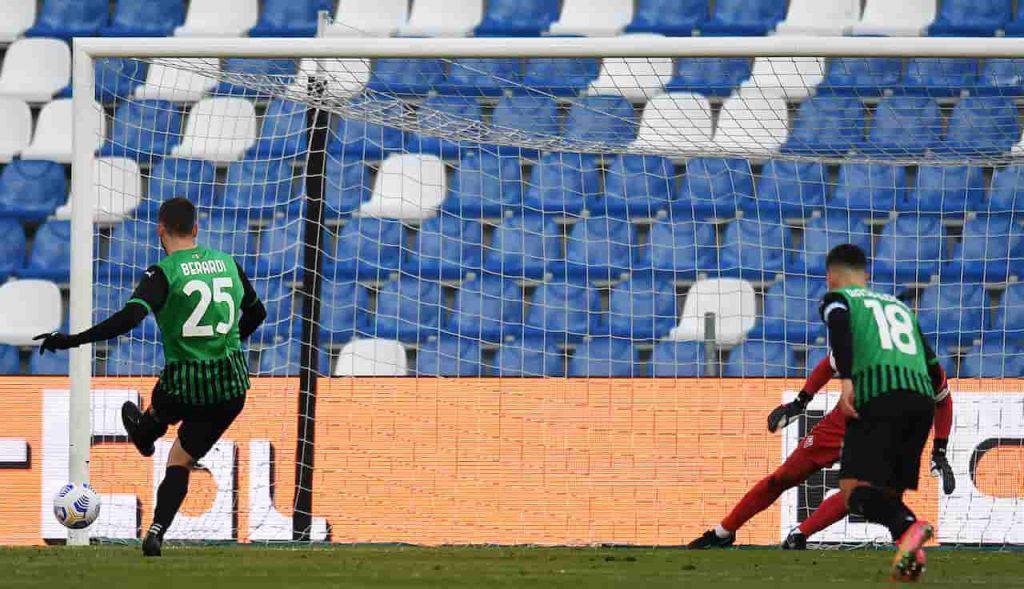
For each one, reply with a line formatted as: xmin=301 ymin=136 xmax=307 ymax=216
xmin=53 ymin=483 xmax=101 ymax=529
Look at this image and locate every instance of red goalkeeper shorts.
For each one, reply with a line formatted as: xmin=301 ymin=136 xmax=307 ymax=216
xmin=790 ymin=407 xmax=847 ymax=469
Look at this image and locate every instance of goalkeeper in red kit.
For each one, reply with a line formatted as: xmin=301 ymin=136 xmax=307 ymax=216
xmin=687 ymin=353 xmax=954 ymax=549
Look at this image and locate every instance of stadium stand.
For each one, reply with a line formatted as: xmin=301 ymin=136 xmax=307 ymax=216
xmin=319 ymin=279 xmax=371 ymax=343
xmin=323 ymin=0 xmax=409 ymax=38
xmin=482 ymin=214 xmax=563 ymax=279
xmin=522 ymin=279 xmax=603 ymax=343
xmin=666 ymin=58 xmax=752 ymax=97
xmin=748 ymin=159 xmax=828 ymax=218
xmin=401 ymin=215 xmax=484 ymax=279
xmin=133 ymin=58 xmax=219 ymax=102
xmin=366 ymin=276 xmax=446 ymax=342
xmin=668 ymin=278 xmax=757 ymax=346
xmin=523 ymin=152 xmax=601 ymax=215
xmin=723 ymin=341 xmax=795 ymax=377
xmin=406 ymin=96 xmax=483 ymax=157
xmin=0 ymin=160 xmax=67 ymax=221
xmin=0 ymin=38 xmax=70 ymax=103
xmin=492 ymin=339 xmax=564 ymax=377
xmin=435 ymin=59 xmax=522 ymax=97
xmin=817 ymin=57 xmax=903 ymax=96
xmin=750 ymin=277 xmax=827 ymax=345
xmin=175 ymin=0 xmax=259 ymax=37
xmin=631 ymin=92 xmax=714 ymax=156
xmin=700 ymin=0 xmax=787 ymax=36
xmin=447 ymin=275 xmax=523 ymax=342
xmin=333 ymin=339 xmax=408 ymax=376
xmin=592 ymin=154 xmax=675 ymax=218
xmin=26 ymin=0 xmax=107 ymax=40
xmin=474 ymin=0 xmax=558 ymax=37
xmin=0 ymin=0 xmax=34 ymax=44
xmin=905 ymin=165 xmax=986 ymax=215
xmin=959 ymin=342 xmax=1024 ymax=378
xmin=0 ymin=280 xmax=62 ymax=346
xmin=587 ymin=53 xmax=675 ymax=103
xmin=637 ymin=216 xmax=718 ymax=279
xmin=649 ymin=340 xmax=705 ymax=377
xmin=567 ymin=337 xmax=637 ymax=377
xmin=327 ymin=216 xmax=404 ymax=280
xmin=848 ymin=0 xmax=935 ymax=37
xmin=624 ymin=0 xmax=707 ymax=36
xmin=927 ymin=0 xmax=1012 ymax=37
xmin=604 ymin=272 xmax=678 ymax=341
xmin=97 ymin=100 xmax=182 ymax=161
xmin=220 ymin=159 xmax=296 ymax=215
xmin=774 ymin=0 xmax=861 ymax=36
xmin=398 ymin=0 xmax=484 ymax=37
xmin=415 ymin=337 xmax=483 ymax=376
xmin=738 ymin=57 xmax=826 ymax=101
xmin=443 ymin=148 xmax=525 ymax=217
xmin=249 ymin=0 xmax=332 ymax=38
xmin=102 ymin=0 xmax=186 ymax=37
xmin=549 ymin=0 xmax=633 ymax=37
xmin=19 ymin=220 xmax=70 ymax=282
xmin=782 ymin=96 xmax=865 ymax=156
xmin=0 ymin=98 xmax=30 ymax=163
xmin=916 ymin=282 xmax=988 ymax=347
xmin=943 ymin=214 xmax=1024 ymax=282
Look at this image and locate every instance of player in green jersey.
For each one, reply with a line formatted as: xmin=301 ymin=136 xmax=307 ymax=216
xmin=821 ymin=244 xmax=941 ymax=582
xmin=35 ymin=198 xmax=267 ymax=557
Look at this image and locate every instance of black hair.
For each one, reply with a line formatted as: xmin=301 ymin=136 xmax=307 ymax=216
xmin=157 ymin=198 xmax=196 ymax=237
xmin=825 ymin=243 xmax=868 ymax=272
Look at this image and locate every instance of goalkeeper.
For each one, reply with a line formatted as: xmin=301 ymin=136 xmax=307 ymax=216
xmin=35 ymin=198 xmax=266 ymax=557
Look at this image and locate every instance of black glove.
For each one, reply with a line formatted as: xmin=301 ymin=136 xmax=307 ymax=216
xmin=931 ymin=439 xmax=955 ymax=495
xmin=33 ymin=332 xmax=76 ymax=355
xmin=768 ymin=391 xmax=812 ymax=433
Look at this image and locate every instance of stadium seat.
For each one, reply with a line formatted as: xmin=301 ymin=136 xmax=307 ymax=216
xmin=333 ymin=339 xmax=408 ymax=376
xmin=587 ymin=53 xmax=675 ymax=103
xmin=673 ymin=157 xmax=754 ymax=219
xmin=943 ymin=214 xmax=1024 ymax=282
xmin=523 ymin=280 xmax=602 ymax=343
xmin=591 ymin=155 xmax=675 ymax=218
xmin=0 ymin=38 xmax=69 ymax=102
xmin=564 ymin=95 xmax=637 ymax=147
xmin=863 ymin=97 xmax=942 ymax=157
xmin=435 ymin=59 xmax=522 ymax=97
xmin=289 ymin=57 xmax=370 ymax=100
xmin=397 ymin=0 xmax=484 ymax=37
xmin=630 ymin=92 xmax=714 ymax=157
xmin=668 ymin=277 xmax=757 ymax=346
xmin=0 ymin=160 xmax=66 ymax=221
xmin=414 ymin=337 xmax=483 ymax=376
xmin=990 ymin=283 xmax=1024 ymax=342
xmin=917 ymin=282 xmax=988 ymax=347
xmin=326 ymin=217 xmax=404 ymax=280
xmin=249 ymin=0 xmax=332 ymax=37
xmin=324 ymin=0 xmax=408 ymax=37
xmin=521 ymin=58 xmax=600 ymax=97
xmin=712 ymin=96 xmax=789 ymax=156
xmin=26 ymin=0 xmax=106 ymax=40
xmin=637 ymin=217 xmax=717 ymax=278
xmin=959 ymin=342 xmax=1024 ymax=378
xmin=367 ymin=277 xmax=445 ymax=342
xmin=830 ymin=163 xmax=906 ymax=217
xmin=257 ymin=343 xmax=332 ymax=376
xmin=359 ymin=154 xmax=446 ymax=220
xmin=105 ymin=342 xmax=162 ymax=376
xmin=748 ymin=159 xmax=828 ymax=218
xmin=849 ymin=0 xmax=935 ymax=36
xmin=817 ymin=58 xmax=903 ymax=96
xmin=751 ymin=278 xmax=827 ymax=345
xmin=987 ymin=165 xmax=1024 ymax=215
xmin=197 ymin=213 xmax=253 ymax=262
xmin=249 ymin=99 xmax=307 ymax=159
xmin=700 ymin=0 xmax=787 ymax=36
xmin=522 ymin=152 xmax=601 ymax=215
xmin=0 ymin=98 xmax=30 ymax=162
xmin=80 ymin=158 xmax=143 ymax=224
xmin=443 ymin=148 xmax=524 ymax=217
xmin=723 ymin=341 xmax=795 ymax=377
xmin=549 ymin=0 xmax=632 ymax=37
xmin=718 ymin=217 xmax=789 ymax=280
xmin=977 ymin=59 xmax=1024 ymax=96
xmin=94 ymin=58 xmax=148 ymax=103
xmin=904 ymin=165 xmax=986 ymax=215
xmin=250 ymin=218 xmax=303 ymax=277
xmin=604 ymin=273 xmax=677 ymax=340
xmin=649 ymin=340 xmax=705 ymax=377
xmin=794 ymin=213 xmax=872 ymax=276
xmin=30 ymin=348 xmax=67 ymax=375
xmin=900 ymin=58 xmax=979 ymax=97
xmin=366 ymin=58 xmax=446 ymax=96
xmin=556 ymin=215 xmax=635 ymax=281
xmin=492 ymin=339 xmax=564 ymax=376
xmin=220 ymin=159 xmax=296 ymax=215
xmin=319 ymin=279 xmax=371 ymax=344
xmin=567 ymin=337 xmax=637 ymax=377
xmin=147 ymin=158 xmax=218 ymax=213
xmin=97 ymin=99 xmax=183 ymax=161
xmin=873 ymin=215 xmax=945 ymax=283
xmin=328 ymin=96 xmax=405 ymax=159
xmin=133 ymin=58 xmax=219 ymax=102
xmin=171 ymin=97 xmax=257 ymax=164
xmin=927 ymin=0 xmax=1012 ymax=37
xmin=624 ymin=0 xmax=707 ymax=36
xmin=324 ymin=157 xmax=372 ymax=216
xmin=175 ymin=0 xmax=258 ymax=37
xmin=102 ymin=0 xmax=185 ymax=37
xmin=737 ymin=57 xmax=826 ymax=101
xmin=447 ymin=275 xmax=523 ymax=342
xmin=0 ymin=0 xmax=34 ymax=44
xmin=781 ymin=96 xmax=865 ymax=157
xmin=483 ymin=214 xmax=562 ymax=279
xmin=406 ymin=96 xmax=483 ymax=158
xmin=474 ymin=0 xmax=558 ymax=37
xmin=402 ymin=215 xmax=483 ymax=279
xmin=21 ymin=98 xmax=103 ymax=164
xmin=0 ymin=279 xmax=61 ymax=346
xmin=0 ymin=219 xmax=26 ymax=282
xmin=489 ymin=95 xmax=560 ymax=156
xmin=249 ymin=277 xmax=295 ymax=342
xmin=774 ymin=0 xmax=860 ymax=36
xmin=214 ymin=58 xmax=296 ymax=98
xmin=19 ymin=220 xmax=69 ymax=282
xmin=96 ymin=219 xmax=161 ymax=282
xmin=666 ymin=58 xmax=752 ymax=97
xmin=940 ymin=96 xmax=1020 ymax=157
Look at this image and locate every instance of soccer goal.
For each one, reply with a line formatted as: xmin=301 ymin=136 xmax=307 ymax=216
xmin=61 ymin=35 xmax=1024 ymax=548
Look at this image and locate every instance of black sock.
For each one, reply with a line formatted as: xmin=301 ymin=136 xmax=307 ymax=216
xmin=848 ymin=486 xmax=916 ymax=541
xmin=153 ymin=466 xmax=190 ymax=532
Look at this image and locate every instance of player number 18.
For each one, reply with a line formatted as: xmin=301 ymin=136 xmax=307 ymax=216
xmin=863 ymin=299 xmax=918 ymax=356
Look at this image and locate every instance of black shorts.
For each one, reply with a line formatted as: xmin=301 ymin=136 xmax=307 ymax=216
xmin=151 ymin=388 xmax=246 ymax=460
xmin=839 ymin=391 xmax=935 ymax=491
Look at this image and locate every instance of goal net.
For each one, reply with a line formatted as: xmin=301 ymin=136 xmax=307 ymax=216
xmin=66 ymin=37 xmax=1024 ymax=548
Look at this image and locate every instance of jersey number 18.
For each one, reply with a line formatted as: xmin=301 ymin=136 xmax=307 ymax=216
xmin=863 ymin=299 xmax=918 ymax=356
xmin=182 ymin=278 xmax=236 ymax=338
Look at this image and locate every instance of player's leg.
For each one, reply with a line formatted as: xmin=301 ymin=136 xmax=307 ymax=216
xmin=791 ymin=491 xmax=847 ymax=542
xmin=121 ymin=386 xmax=172 ymax=457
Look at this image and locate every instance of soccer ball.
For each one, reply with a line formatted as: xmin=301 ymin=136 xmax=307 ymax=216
xmin=53 ymin=483 xmax=101 ymax=529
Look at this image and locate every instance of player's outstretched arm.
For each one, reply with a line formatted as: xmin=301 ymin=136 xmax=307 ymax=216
xmin=928 ymin=357 xmax=955 ymax=494
xmin=767 ymin=356 xmax=834 ymax=432
xmin=235 ymin=262 xmax=266 ymax=341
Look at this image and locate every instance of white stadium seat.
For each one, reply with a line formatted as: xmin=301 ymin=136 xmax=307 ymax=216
xmin=0 ymin=39 xmax=70 ymax=103
xmin=175 ymin=0 xmax=259 ymax=38
xmin=334 ymin=339 xmax=408 ymax=376
xmin=398 ymin=0 xmax=484 ymax=38
xmin=358 ymin=154 xmax=446 ymax=220
xmin=55 ymin=157 xmax=142 ymax=224
xmin=0 ymin=98 xmax=31 ymax=163
xmin=587 ymin=49 xmax=675 ymax=103
xmin=21 ymin=98 xmax=105 ymax=164
xmin=737 ymin=57 xmax=826 ymax=101
xmin=289 ymin=58 xmax=371 ymax=100
xmin=548 ymin=0 xmax=634 ymax=37
xmin=171 ymin=97 xmax=257 ymax=164
xmin=630 ymin=92 xmax=713 ymax=157
xmin=0 ymin=0 xmax=36 ymax=44
xmin=0 ymin=280 xmax=62 ymax=346
xmin=713 ymin=95 xmax=789 ymax=157
xmin=668 ymin=278 xmax=757 ymax=346
xmin=848 ymin=0 xmax=935 ymax=37
xmin=324 ymin=0 xmax=409 ymax=37
xmin=774 ymin=0 xmax=861 ymax=36
xmin=133 ymin=58 xmax=220 ymax=102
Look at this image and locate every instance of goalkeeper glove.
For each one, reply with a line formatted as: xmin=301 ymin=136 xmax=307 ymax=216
xmin=931 ymin=439 xmax=956 ymax=495
xmin=768 ymin=391 xmax=812 ymax=433
xmin=33 ymin=332 xmax=75 ymax=355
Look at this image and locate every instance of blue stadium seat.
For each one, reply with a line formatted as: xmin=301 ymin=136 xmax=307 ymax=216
xmin=26 ymin=0 xmax=107 ymax=40
xmin=637 ymin=217 xmax=717 ymax=278
xmin=563 ymin=96 xmax=637 ymax=149
xmin=406 ymin=96 xmax=483 ymax=159
xmin=20 ymin=220 xmax=70 ymax=282
xmin=92 ymin=58 xmax=148 ymax=103
xmin=700 ymin=0 xmax=787 ymax=36
xmin=751 ymin=278 xmax=827 ymax=345
xmin=198 ymin=213 xmax=253 ymax=263
xmin=30 ymin=348 xmax=68 ymax=375
xmin=649 ymin=340 xmax=705 ymax=377
xmin=326 ymin=217 xmax=404 ymax=280
xmin=0 ymin=219 xmax=26 ymax=283
xmin=523 ymin=280 xmax=602 ymax=343
xmin=723 ymin=341 xmax=794 ymax=377
xmin=319 ymin=279 xmax=371 ymax=344
xmin=105 ymin=342 xmax=162 ymax=376
xmin=96 ymin=220 xmax=162 ymax=282
xmin=522 ymin=152 xmax=601 ymax=216
xmin=959 ymin=342 xmax=1024 ymax=378
xmin=1006 ymin=5 xmax=1024 ymax=36
xmin=717 ymin=217 xmax=789 ymax=280
xmin=803 ymin=346 xmax=830 ymax=376
xmin=94 ymin=283 xmax=131 ymax=319
xmin=830 ymin=163 xmax=906 ymax=217
xmin=917 ymin=282 xmax=987 ymax=347
xmin=521 ymin=58 xmax=601 ymax=97
xmin=443 ymin=148 xmax=524 ymax=218
xmin=0 ymin=160 xmax=67 ymax=221
xmin=604 ymin=273 xmax=677 ymax=341
xmin=818 ymin=58 xmax=903 ymax=97
xmin=492 ymin=339 xmax=564 ymax=376
xmin=250 ymin=277 xmax=296 ymax=343
xmin=215 ymin=59 xmax=296 ymax=98
xmin=665 ymin=58 xmax=752 ymax=97
xmin=436 ymin=59 xmax=522 ymax=97
xmin=447 ymin=275 xmax=523 ymax=342
xmin=567 ymin=337 xmax=637 ymax=377
xmin=987 ymin=165 xmax=1024 ymax=215
xmin=794 ymin=213 xmax=872 ymax=276
xmin=324 ymin=157 xmax=371 ymax=217
xmin=977 ymin=59 xmax=1024 ymax=96
xmin=147 ymin=158 xmax=217 ymax=212
xmin=250 ymin=218 xmax=303 ymax=278
xmin=482 ymin=214 xmax=562 ymax=279
xmin=474 ymin=0 xmax=558 ymax=36
xmin=990 ymin=283 xmax=1024 ymax=341
xmin=249 ymin=0 xmax=332 ymax=37
xmin=903 ymin=165 xmax=985 ymax=215
xmin=102 ymin=0 xmax=185 ymax=37
xmin=873 ymin=215 xmax=945 ymax=283
xmin=900 ymin=58 xmax=980 ymax=97
xmin=366 ymin=277 xmax=445 ymax=342
xmin=939 ymin=96 xmax=1020 ymax=157
xmin=249 ymin=100 xmax=307 ymax=159
xmin=863 ymin=97 xmax=942 ymax=157
xmin=402 ymin=215 xmax=483 ymax=279
xmin=366 ymin=59 xmax=446 ymax=96
xmin=673 ymin=158 xmax=754 ymax=219
xmin=415 ymin=337 xmax=483 ymax=376
xmin=97 ymin=100 xmax=182 ymax=162
xmin=943 ymin=214 xmax=1024 ymax=282
xmin=489 ymin=95 xmax=561 ymax=157
xmin=748 ymin=159 xmax=828 ymax=218
xmin=928 ymin=0 xmax=1012 ymax=36
xmin=624 ymin=0 xmax=709 ymax=36
xmin=256 ymin=344 xmax=330 ymax=376
xmin=781 ymin=97 xmax=866 ymax=157
xmin=220 ymin=159 xmax=296 ymax=216
xmin=591 ymin=155 xmax=675 ymax=218
xmin=556 ymin=215 xmax=635 ymax=280
xmin=327 ymin=97 xmax=406 ymax=159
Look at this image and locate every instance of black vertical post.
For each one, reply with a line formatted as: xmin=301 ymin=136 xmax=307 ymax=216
xmin=293 ymin=75 xmax=329 ymax=541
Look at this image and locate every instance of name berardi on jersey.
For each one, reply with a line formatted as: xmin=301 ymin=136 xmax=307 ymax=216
xmin=839 ymin=288 xmax=899 ymax=303
xmin=180 ymin=259 xmax=229 ymax=277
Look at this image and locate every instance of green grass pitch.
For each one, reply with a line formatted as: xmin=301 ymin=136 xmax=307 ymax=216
xmin=3 ymin=545 xmax=1023 ymax=588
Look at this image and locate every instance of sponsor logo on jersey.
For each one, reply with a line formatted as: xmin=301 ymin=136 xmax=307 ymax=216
xmin=180 ymin=259 xmax=228 ymax=276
